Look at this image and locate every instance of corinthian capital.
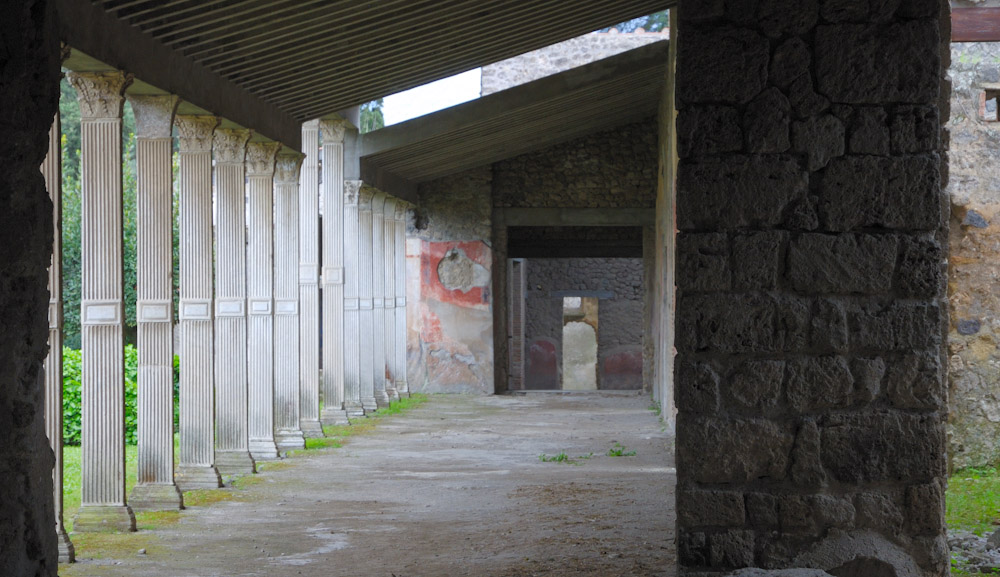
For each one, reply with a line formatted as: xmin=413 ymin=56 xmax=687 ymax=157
xmin=344 ymin=180 xmax=363 ymax=206
xmin=213 ymin=129 xmax=251 ymax=165
xmin=68 ymin=71 xmax=133 ymax=120
xmin=175 ymin=116 xmax=219 ymax=153
xmin=319 ymin=118 xmax=351 ymax=143
xmin=275 ymin=152 xmax=305 ymax=184
xmin=246 ymin=142 xmax=281 ymax=177
xmin=359 ymin=186 xmax=376 ymax=210
xmin=393 ymin=201 xmax=409 ymax=221
xmin=128 ymin=95 xmax=179 ymax=139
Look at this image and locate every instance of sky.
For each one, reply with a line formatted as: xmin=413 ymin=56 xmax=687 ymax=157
xmin=382 ymin=68 xmax=482 ymax=126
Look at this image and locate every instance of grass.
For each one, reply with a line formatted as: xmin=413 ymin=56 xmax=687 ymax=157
xmin=538 ymin=452 xmax=593 ymax=465
xmin=607 ymin=443 xmax=637 ymax=457
xmin=947 ymin=466 xmax=1000 ymax=576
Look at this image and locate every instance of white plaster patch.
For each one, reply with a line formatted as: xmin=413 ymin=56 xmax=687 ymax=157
xmin=437 ymin=248 xmax=490 ymax=292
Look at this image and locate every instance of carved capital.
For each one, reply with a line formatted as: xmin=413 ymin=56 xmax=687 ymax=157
xmin=359 ymin=185 xmax=376 ymax=211
xmin=68 ymin=71 xmax=133 ymax=120
xmin=393 ymin=201 xmax=408 ymax=221
xmin=302 ymin=119 xmax=320 ymax=132
xmin=175 ymin=116 xmax=219 ymax=153
xmin=383 ymin=197 xmax=397 ymax=219
xmin=275 ymin=152 xmax=305 ymax=184
xmin=344 ymin=180 xmax=363 ymax=206
xmin=213 ymin=128 xmax=251 ymax=165
xmin=319 ymin=118 xmax=350 ymax=143
xmin=246 ymin=142 xmax=281 ymax=177
xmin=128 ymin=95 xmax=179 ymax=139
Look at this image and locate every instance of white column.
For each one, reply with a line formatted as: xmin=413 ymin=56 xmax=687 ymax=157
xmin=175 ymin=115 xmax=223 ymax=489
xmin=394 ymin=201 xmax=410 ymax=397
xmin=342 ymin=180 xmax=364 ymax=419
xmin=371 ymin=191 xmax=390 ymax=408
xmin=128 ymin=94 xmax=184 ymax=510
xmin=213 ymin=128 xmax=256 ymax=476
xmin=383 ymin=197 xmax=399 ymax=402
xmin=319 ymin=120 xmax=350 ymax=425
xmin=42 ymin=111 xmax=75 ymax=561
xmin=358 ymin=186 xmax=378 ymax=414
xmin=275 ymin=152 xmax=307 ymax=453
xmin=246 ymin=141 xmax=281 ymax=461
xmin=298 ymin=121 xmax=323 ymax=437
xmin=68 ymin=70 xmax=136 ymax=532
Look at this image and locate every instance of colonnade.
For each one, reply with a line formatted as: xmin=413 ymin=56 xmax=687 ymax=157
xmin=41 ymin=69 xmax=411 ymax=561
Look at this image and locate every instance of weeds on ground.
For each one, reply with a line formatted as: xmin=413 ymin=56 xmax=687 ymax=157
xmin=607 ymin=443 xmax=637 ymax=457
xmin=538 ymin=452 xmax=593 ymax=465
xmin=648 ymin=402 xmax=661 ymax=416
xmin=947 ymin=466 xmax=1000 ymax=575
xmin=302 ymin=393 xmax=428 ymax=451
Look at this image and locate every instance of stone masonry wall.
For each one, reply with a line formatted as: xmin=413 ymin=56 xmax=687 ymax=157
xmin=481 ymin=31 xmax=668 ymax=96
xmin=674 ymin=2 xmax=948 ymax=575
xmin=0 ymin=1 xmax=61 ymax=575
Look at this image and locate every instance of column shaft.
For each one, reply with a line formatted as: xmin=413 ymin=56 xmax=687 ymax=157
xmin=175 ymin=115 xmax=223 ymax=489
xmin=246 ymin=141 xmax=281 ymax=461
xmin=343 ymin=181 xmax=364 ymax=418
xmin=298 ymin=121 xmax=323 ymax=437
xmin=275 ymin=153 xmax=306 ymax=453
xmin=42 ymin=112 xmax=75 ymax=561
xmin=213 ymin=129 xmax=255 ymax=476
xmin=358 ymin=187 xmax=377 ymax=413
xmin=320 ymin=120 xmax=350 ymax=424
xmin=128 ymin=95 xmax=183 ymax=510
xmin=371 ymin=192 xmax=389 ymax=408
xmin=68 ymin=71 xmax=136 ymax=532
xmin=394 ymin=202 xmax=410 ymax=397
xmin=383 ymin=198 xmax=398 ymax=401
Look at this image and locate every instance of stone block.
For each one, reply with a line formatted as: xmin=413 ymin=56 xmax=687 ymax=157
xmin=820 ymin=155 xmax=940 ymax=232
xmin=679 ymin=530 xmax=709 ymax=566
xmin=775 ymin=296 xmax=813 ymax=353
xmin=679 ymin=490 xmax=747 ymax=527
xmin=710 ymin=529 xmax=756 ymax=568
xmin=746 ymin=493 xmax=779 ymax=528
xmin=822 ymin=412 xmax=945 ymax=483
xmin=789 ymin=76 xmax=831 ymax=121
xmin=847 ymin=301 xmax=940 ymax=352
xmin=810 ymin=298 xmax=848 ymax=353
xmin=847 ymin=107 xmax=890 ymax=155
xmin=886 ymin=352 xmax=943 ymax=410
xmin=745 ymin=88 xmax=791 ymax=153
xmin=906 ymin=482 xmax=943 ymax=535
xmin=791 ymin=115 xmax=845 ymax=171
xmin=850 ymin=357 xmax=885 ymax=403
xmin=676 ymin=295 xmax=772 ymax=354
xmin=732 ymin=231 xmax=784 ymax=291
xmin=855 ymin=492 xmax=904 ymax=532
xmin=678 ymin=416 xmax=794 ymax=484
xmin=783 ymin=197 xmax=820 ymax=231
xmin=811 ymin=495 xmax=855 ymax=530
xmin=778 ymin=495 xmax=814 ymax=532
xmin=895 ymin=236 xmax=942 ymax=298
xmin=677 ymin=27 xmax=770 ymax=105
xmin=678 ymin=233 xmax=730 ymax=292
xmin=790 ymin=419 xmax=827 ymax=487
xmin=890 ymin=105 xmax=939 ymax=154
xmin=787 ymin=357 xmax=855 ymax=413
xmin=895 ymin=0 xmax=940 ymax=19
xmin=770 ymin=38 xmax=811 ymax=91
xmin=678 ymin=105 xmax=743 ymax=157
xmin=730 ymin=360 xmax=784 ymax=410
xmin=678 ymin=156 xmax=808 ymax=231
xmin=756 ymin=0 xmax=819 ymax=38
xmin=816 ymin=22 xmax=939 ymax=105
xmin=676 ymin=360 xmax=722 ymax=414
xmin=788 ymin=234 xmax=897 ymax=295
xmin=820 ymin=0 xmax=905 ymax=22
xmin=911 ymin=535 xmax=949 ymax=575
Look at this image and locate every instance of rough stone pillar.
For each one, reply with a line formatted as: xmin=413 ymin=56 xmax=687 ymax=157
xmin=674 ymin=4 xmax=948 ymax=575
xmin=319 ymin=119 xmax=350 ymax=425
xmin=371 ymin=191 xmax=390 ymax=408
xmin=213 ymin=128 xmax=256 ymax=476
xmin=394 ymin=201 xmax=410 ymax=397
xmin=383 ymin=197 xmax=399 ymax=401
xmin=175 ymin=115 xmax=223 ymax=489
xmin=42 ymin=110 xmax=74 ymax=562
xmin=358 ymin=186 xmax=378 ymax=413
xmin=342 ymin=180 xmax=365 ymax=418
xmin=275 ymin=152 xmax=307 ymax=453
xmin=298 ymin=121 xmax=323 ymax=437
xmin=127 ymin=94 xmax=184 ymax=510
xmin=246 ymin=141 xmax=282 ymax=461
xmin=68 ymin=70 xmax=136 ymax=532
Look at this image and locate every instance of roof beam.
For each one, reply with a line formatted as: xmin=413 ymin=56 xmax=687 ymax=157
xmin=953 ymin=8 xmax=1000 ymax=42
xmin=501 ymin=208 xmax=655 ymax=227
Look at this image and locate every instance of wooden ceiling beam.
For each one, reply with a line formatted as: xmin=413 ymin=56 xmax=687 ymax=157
xmin=953 ymin=8 xmax=1000 ymax=42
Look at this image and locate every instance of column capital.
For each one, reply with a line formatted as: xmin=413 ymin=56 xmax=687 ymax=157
xmin=371 ymin=190 xmax=387 ymax=213
xmin=175 ymin=115 xmax=219 ymax=153
xmin=127 ymin=95 xmax=179 ymax=139
xmin=213 ymin=128 xmax=251 ymax=165
xmin=359 ymin=186 xmax=376 ymax=211
xmin=393 ymin=201 xmax=409 ymax=221
xmin=302 ymin=119 xmax=320 ymax=132
xmin=275 ymin=152 xmax=305 ymax=184
xmin=246 ymin=142 xmax=281 ymax=177
xmin=383 ymin=196 xmax=397 ymax=219
xmin=319 ymin=118 xmax=351 ymax=143
xmin=345 ymin=180 xmax=363 ymax=206
xmin=67 ymin=71 xmax=133 ymax=120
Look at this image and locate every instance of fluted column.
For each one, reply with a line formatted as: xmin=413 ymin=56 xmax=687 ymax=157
xmin=127 ymin=94 xmax=183 ymax=510
xmin=298 ymin=121 xmax=323 ymax=437
xmin=42 ymin=111 xmax=75 ymax=561
xmin=247 ymin=141 xmax=281 ymax=461
xmin=175 ymin=115 xmax=223 ymax=489
xmin=343 ymin=181 xmax=364 ymax=419
xmin=68 ymin=70 xmax=136 ymax=532
xmin=275 ymin=152 xmax=307 ymax=453
xmin=319 ymin=120 xmax=350 ymax=425
xmin=213 ymin=128 xmax=256 ymax=476
xmin=358 ymin=186 xmax=378 ymax=414
xmin=394 ymin=201 xmax=410 ymax=397
xmin=371 ymin=192 xmax=390 ymax=408
xmin=383 ymin=198 xmax=399 ymax=402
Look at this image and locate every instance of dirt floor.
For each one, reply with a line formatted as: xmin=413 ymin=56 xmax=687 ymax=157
xmin=60 ymin=393 xmax=677 ymax=577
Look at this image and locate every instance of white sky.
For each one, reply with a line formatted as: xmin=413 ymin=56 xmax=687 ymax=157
xmin=382 ymin=68 xmax=482 ymax=126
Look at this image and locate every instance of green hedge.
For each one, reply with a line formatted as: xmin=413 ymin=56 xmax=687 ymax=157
xmin=62 ymin=345 xmax=179 ymax=446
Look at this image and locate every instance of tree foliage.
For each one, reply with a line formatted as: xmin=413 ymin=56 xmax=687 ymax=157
xmin=605 ymin=10 xmax=669 ymax=33
xmin=360 ymin=98 xmax=385 ymax=133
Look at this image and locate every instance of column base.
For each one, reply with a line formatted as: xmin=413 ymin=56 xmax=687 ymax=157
xmin=361 ymin=397 xmax=378 ymax=414
xmin=249 ymin=438 xmax=281 ymax=462
xmin=396 ymin=380 xmax=409 ymax=398
xmin=321 ymin=407 xmax=351 ymax=426
xmin=215 ymin=450 xmax=256 ymax=477
xmin=275 ymin=429 xmax=306 ymax=454
xmin=375 ymin=390 xmax=391 ymax=409
xmin=344 ymin=402 xmax=365 ymax=420
xmin=175 ymin=465 xmax=223 ymax=491
xmin=300 ymin=418 xmax=325 ymax=438
xmin=73 ymin=504 xmax=136 ymax=533
xmin=386 ymin=385 xmax=400 ymax=402
xmin=57 ymin=527 xmax=74 ymax=564
xmin=129 ymin=483 xmax=184 ymax=511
